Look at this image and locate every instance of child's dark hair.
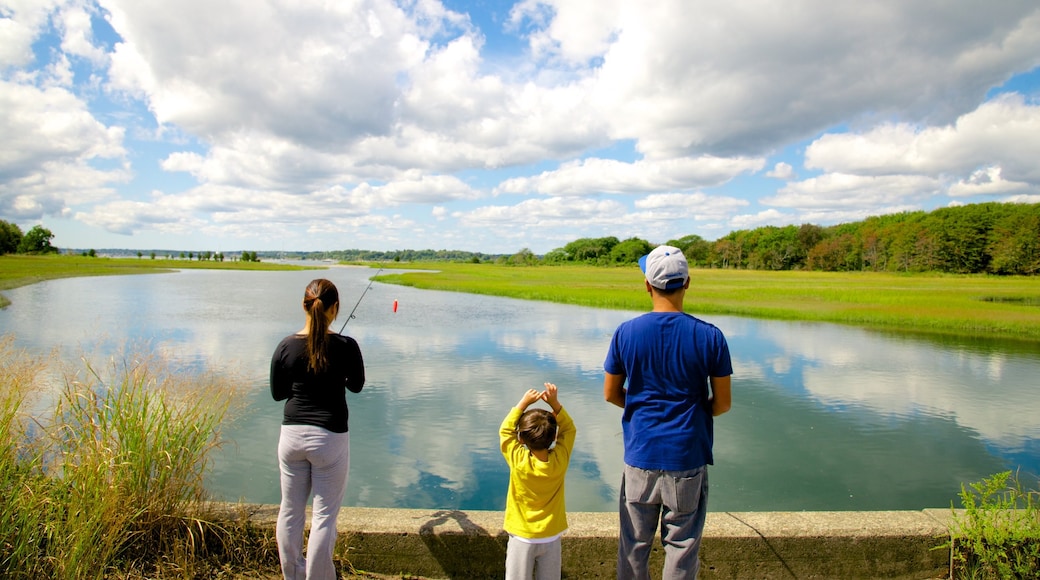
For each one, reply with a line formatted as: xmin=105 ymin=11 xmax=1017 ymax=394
xmin=517 ymin=408 xmax=557 ymax=451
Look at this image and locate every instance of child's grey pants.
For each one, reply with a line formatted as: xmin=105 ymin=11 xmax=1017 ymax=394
xmin=505 ymin=534 xmax=562 ymax=580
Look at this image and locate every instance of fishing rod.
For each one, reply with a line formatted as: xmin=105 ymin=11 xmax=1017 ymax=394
xmin=339 ymin=263 xmax=384 ymax=333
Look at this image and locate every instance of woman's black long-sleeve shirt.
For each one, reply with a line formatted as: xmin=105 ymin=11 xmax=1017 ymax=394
xmin=270 ymin=333 xmax=365 ymax=433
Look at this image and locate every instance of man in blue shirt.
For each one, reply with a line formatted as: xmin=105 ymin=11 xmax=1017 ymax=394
xmin=604 ymin=245 xmax=733 ymax=579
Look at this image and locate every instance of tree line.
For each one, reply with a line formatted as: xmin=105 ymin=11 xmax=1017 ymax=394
xmin=0 ymin=221 xmax=264 ymax=263
xmin=541 ymin=202 xmax=1039 ymax=275
xmin=4 ymin=202 xmax=1038 ymax=274
xmin=304 ymin=248 xmax=502 ymax=263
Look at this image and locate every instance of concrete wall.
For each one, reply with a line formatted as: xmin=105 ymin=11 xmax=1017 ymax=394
xmin=242 ymin=505 xmax=954 ymax=579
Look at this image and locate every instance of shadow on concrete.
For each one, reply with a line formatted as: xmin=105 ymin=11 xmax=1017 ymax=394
xmin=419 ymin=510 xmax=507 ymax=578
xmin=726 ymin=512 xmax=797 ymax=578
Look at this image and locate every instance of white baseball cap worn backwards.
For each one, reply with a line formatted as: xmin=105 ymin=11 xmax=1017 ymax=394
xmin=638 ymin=245 xmax=689 ymax=290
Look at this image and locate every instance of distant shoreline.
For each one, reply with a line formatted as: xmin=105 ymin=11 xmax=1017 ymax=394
xmin=3 ymin=255 xmax=1038 ymax=342
xmin=0 ymin=254 xmax=317 ymax=309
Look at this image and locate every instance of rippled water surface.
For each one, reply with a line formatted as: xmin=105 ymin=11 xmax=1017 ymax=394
xmin=2 ymin=266 xmax=1038 ymax=512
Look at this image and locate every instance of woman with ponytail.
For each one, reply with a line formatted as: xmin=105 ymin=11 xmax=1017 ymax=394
xmin=270 ymin=278 xmax=365 ymax=580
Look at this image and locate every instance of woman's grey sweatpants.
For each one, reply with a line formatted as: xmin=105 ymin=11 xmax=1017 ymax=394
xmin=276 ymin=425 xmax=350 ymax=580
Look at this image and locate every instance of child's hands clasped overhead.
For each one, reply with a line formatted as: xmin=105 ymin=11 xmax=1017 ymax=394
xmin=517 ymin=383 xmax=562 ymax=412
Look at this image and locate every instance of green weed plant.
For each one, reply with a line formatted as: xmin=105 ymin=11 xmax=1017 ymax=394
xmin=0 ymin=336 xmax=276 ymax=579
xmin=947 ymin=471 xmax=1040 ymax=579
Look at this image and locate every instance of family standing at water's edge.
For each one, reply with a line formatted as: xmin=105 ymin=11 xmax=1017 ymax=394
xmin=270 ymin=245 xmax=732 ymax=579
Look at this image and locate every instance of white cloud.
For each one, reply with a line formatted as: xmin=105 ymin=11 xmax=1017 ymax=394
xmin=460 ymin=196 xmax=626 ymax=226
xmin=948 ymin=166 xmax=1032 ymax=197
xmin=633 ymin=192 xmax=748 ymax=220
xmin=58 ymin=3 xmax=107 ymax=64
xmin=104 ymin=0 xmax=419 ymax=144
xmin=805 ymin=95 xmax=1040 ymax=183
xmin=730 ymin=209 xmax=794 ymax=230
xmin=589 ymin=3 xmax=1040 ymax=158
xmin=496 ymin=155 xmax=764 ymax=196
xmin=0 ymin=80 xmax=127 ymax=220
xmin=767 ymin=162 xmax=795 ymax=180
xmin=766 ymin=173 xmax=944 ymax=210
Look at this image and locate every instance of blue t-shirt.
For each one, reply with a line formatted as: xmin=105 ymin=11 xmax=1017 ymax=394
xmin=604 ymin=311 xmax=732 ymax=471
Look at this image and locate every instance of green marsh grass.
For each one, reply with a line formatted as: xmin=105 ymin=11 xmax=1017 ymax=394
xmin=376 ymin=263 xmax=1040 ymax=341
xmin=0 ymin=336 xmax=278 ymax=579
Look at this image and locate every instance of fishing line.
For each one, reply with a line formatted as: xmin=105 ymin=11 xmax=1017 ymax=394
xmin=339 ymin=263 xmax=384 ymax=333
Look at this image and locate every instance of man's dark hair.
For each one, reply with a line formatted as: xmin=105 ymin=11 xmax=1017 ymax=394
xmin=651 ymin=285 xmax=684 ymax=297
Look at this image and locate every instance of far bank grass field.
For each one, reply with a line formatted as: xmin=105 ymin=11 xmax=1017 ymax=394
xmin=375 ymin=262 xmax=1040 ymax=342
xmin=3 ymin=254 xmax=1039 ymax=341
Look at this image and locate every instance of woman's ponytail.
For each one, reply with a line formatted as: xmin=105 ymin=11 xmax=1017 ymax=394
xmin=303 ymin=279 xmax=339 ymax=372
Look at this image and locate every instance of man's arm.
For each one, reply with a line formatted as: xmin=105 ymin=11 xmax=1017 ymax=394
xmin=709 ymin=375 xmax=732 ymax=416
xmin=603 ymin=372 xmax=626 ymax=409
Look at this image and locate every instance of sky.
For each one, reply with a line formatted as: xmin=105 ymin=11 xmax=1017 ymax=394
xmin=2 ymin=1 xmax=1039 ymax=255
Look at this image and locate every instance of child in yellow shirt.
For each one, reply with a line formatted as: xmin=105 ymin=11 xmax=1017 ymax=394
xmin=499 ymin=382 xmax=576 ymax=580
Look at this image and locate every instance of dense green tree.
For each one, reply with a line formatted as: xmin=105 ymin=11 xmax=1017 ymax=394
xmin=807 ymin=233 xmax=859 ymax=271
xmin=0 ymin=220 xmax=23 ymax=254
xmin=542 ymin=249 xmax=569 ymax=263
xmin=667 ymin=234 xmax=711 ymax=266
xmin=748 ymin=225 xmax=801 ymax=270
xmin=609 ymin=238 xmax=651 ymax=264
xmin=796 ymin=224 xmax=825 ymax=262
xmin=563 ymin=236 xmax=619 ymax=262
xmin=988 ymin=211 xmax=1040 ymax=275
xmin=709 ymin=237 xmax=739 ymax=269
xmin=507 ymin=248 xmax=538 ymax=265
xmin=932 ymin=205 xmax=993 ymax=273
xmin=711 ymin=230 xmax=751 ymax=269
xmin=17 ymin=225 xmax=58 ymax=254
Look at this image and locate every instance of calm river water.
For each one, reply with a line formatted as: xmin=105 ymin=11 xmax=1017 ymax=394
xmin=2 ymin=265 xmax=1038 ymax=512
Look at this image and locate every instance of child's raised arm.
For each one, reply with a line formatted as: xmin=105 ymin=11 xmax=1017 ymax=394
xmin=541 ymin=382 xmax=561 ymax=414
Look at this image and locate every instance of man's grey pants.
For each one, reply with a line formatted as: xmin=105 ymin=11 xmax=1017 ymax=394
xmin=617 ymin=464 xmax=708 ymax=579
xmin=277 ymin=425 xmax=350 ymax=580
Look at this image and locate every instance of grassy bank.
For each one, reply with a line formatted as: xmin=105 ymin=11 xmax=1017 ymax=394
xmin=375 ymin=263 xmax=1040 ymax=341
xmin=0 ymin=337 xmax=281 ymax=579
xmin=0 ymin=254 xmax=318 ymax=308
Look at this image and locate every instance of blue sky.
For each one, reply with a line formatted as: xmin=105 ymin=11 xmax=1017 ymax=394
xmin=2 ymin=1 xmax=1039 ymax=254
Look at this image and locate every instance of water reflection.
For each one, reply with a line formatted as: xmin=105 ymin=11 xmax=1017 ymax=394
xmin=1 ymin=267 xmax=1037 ymax=512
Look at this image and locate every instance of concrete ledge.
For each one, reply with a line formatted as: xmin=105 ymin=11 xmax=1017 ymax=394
xmin=237 ymin=506 xmax=953 ymax=579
